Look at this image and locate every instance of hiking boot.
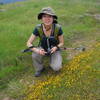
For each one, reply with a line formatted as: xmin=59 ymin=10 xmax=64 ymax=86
xmin=34 ymin=68 xmax=45 ymax=77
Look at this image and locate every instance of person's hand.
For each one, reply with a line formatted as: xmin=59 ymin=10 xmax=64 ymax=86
xmin=31 ymin=48 xmax=47 ymax=55
xmin=51 ymin=46 xmax=58 ymax=54
xmin=39 ymin=49 xmax=47 ymax=55
xmin=32 ymin=48 xmax=47 ymax=55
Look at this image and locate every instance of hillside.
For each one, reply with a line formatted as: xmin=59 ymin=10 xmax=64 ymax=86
xmin=23 ymin=43 xmax=100 ymax=100
xmin=0 ymin=0 xmax=100 ymax=100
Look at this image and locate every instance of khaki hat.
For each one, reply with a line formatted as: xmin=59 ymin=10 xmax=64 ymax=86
xmin=38 ymin=7 xmax=58 ymax=20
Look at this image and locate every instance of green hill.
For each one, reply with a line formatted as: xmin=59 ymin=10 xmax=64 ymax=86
xmin=0 ymin=0 xmax=100 ymax=99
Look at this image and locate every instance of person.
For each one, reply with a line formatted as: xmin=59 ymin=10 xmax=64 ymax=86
xmin=27 ymin=7 xmax=64 ymax=77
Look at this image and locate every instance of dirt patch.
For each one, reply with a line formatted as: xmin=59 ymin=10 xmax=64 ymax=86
xmin=94 ymin=14 xmax=100 ymax=20
xmin=66 ymin=38 xmax=98 ymax=60
xmin=0 ymin=9 xmax=6 ymax=12
xmin=84 ymin=13 xmax=100 ymax=20
xmin=1 ymin=97 xmax=15 ymax=100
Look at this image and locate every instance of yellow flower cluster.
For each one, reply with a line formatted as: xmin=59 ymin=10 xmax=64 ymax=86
xmin=24 ymin=75 xmax=62 ymax=100
xmin=24 ymin=42 xmax=99 ymax=100
xmin=67 ymin=50 xmax=93 ymax=71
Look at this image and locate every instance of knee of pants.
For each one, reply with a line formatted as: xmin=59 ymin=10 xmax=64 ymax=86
xmin=51 ymin=65 xmax=62 ymax=71
xmin=32 ymin=53 xmax=39 ymax=59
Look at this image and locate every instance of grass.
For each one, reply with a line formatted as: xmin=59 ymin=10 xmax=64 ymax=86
xmin=23 ymin=43 xmax=100 ymax=100
xmin=0 ymin=0 xmax=100 ymax=99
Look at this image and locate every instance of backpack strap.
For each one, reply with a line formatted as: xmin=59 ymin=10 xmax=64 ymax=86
xmin=36 ymin=24 xmax=61 ymax=46
xmin=36 ymin=24 xmax=61 ymax=38
xmin=36 ymin=24 xmax=43 ymax=40
xmin=35 ymin=24 xmax=44 ymax=46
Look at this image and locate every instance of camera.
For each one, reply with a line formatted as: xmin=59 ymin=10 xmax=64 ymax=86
xmin=45 ymin=48 xmax=51 ymax=56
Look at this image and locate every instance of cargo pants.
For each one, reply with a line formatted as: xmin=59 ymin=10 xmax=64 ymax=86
xmin=32 ymin=50 xmax=62 ymax=72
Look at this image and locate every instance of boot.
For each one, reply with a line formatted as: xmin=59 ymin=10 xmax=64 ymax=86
xmin=34 ymin=68 xmax=45 ymax=77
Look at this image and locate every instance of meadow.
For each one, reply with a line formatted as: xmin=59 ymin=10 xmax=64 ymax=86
xmin=0 ymin=0 xmax=100 ymax=99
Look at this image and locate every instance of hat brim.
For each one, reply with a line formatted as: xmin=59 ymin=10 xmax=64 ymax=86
xmin=38 ymin=13 xmax=58 ymax=20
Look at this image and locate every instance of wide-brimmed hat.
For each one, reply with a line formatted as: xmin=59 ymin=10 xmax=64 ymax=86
xmin=38 ymin=7 xmax=58 ymax=20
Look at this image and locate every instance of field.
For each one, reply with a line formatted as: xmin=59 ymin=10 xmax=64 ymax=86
xmin=0 ymin=0 xmax=100 ymax=100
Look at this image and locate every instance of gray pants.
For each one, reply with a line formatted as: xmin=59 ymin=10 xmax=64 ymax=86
xmin=32 ymin=50 xmax=62 ymax=72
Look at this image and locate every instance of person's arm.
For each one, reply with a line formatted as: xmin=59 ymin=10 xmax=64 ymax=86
xmin=56 ymin=26 xmax=64 ymax=48
xmin=27 ymin=27 xmax=39 ymax=49
xmin=57 ymin=34 xmax=64 ymax=48
xmin=27 ymin=34 xmax=47 ymax=55
xmin=27 ymin=34 xmax=36 ymax=47
xmin=26 ymin=34 xmax=39 ymax=53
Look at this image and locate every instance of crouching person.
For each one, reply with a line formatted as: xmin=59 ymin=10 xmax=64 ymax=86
xmin=27 ymin=7 xmax=64 ymax=77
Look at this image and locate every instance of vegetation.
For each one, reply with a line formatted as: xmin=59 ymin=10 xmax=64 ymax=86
xmin=0 ymin=0 xmax=100 ymax=99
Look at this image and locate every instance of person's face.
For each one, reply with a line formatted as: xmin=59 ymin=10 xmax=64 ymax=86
xmin=41 ymin=14 xmax=53 ymax=25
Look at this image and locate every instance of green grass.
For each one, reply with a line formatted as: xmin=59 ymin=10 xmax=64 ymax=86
xmin=0 ymin=0 xmax=100 ymax=99
xmin=23 ymin=44 xmax=100 ymax=100
xmin=0 ymin=65 xmax=24 ymax=89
